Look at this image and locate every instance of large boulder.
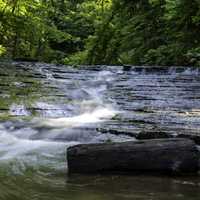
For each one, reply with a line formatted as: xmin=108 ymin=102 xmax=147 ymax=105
xmin=67 ymin=138 xmax=199 ymax=174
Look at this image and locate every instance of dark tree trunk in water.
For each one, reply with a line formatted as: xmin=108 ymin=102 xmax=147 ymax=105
xmin=67 ymin=138 xmax=199 ymax=174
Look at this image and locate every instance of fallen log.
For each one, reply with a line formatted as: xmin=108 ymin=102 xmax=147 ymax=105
xmin=177 ymin=134 xmax=200 ymax=145
xmin=67 ymin=138 xmax=199 ymax=174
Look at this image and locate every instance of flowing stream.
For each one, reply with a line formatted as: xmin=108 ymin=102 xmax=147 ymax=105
xmin=0 ymin=62 xmax=200 ymax=200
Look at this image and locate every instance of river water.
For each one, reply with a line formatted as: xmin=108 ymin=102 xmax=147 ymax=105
xmin=0 ymin=62 xmax=200 ymax=200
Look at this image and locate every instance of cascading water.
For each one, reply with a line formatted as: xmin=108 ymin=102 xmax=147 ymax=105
xmin=0 ymin=64 xmax=128 ymax=170
xmin=0 ymin=63 xmax=200 ymax=200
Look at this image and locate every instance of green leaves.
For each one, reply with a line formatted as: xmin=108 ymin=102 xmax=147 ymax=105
xmin=84 ymin=0 xmax=200 ymax=66
xmin=0 ymin=45 xmax=6 ymax=56
xmin=186 ymin=47 xmax=200 ymax=66
xmin=0 ymin=0 xmax=199 ymax=66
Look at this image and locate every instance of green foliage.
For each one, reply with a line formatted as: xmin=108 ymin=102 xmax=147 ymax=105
xmin=186 ymin=47 xmax=200 ymax=66
xmin=0 ymin=45 xmax=6 ymax=56
xmin=62 ymin=50 xmax=88 ymax=65
xmin=0 ymin=0 xmax=99 ymax=62
xmin=85 ymin=0 xmax=200 ymax=66
xmin=0 ymin=0 xmax=200 ymax=66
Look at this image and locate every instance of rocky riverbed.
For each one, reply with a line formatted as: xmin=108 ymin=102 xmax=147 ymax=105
xmin=0 ymin=62 xmax=200 ymax=199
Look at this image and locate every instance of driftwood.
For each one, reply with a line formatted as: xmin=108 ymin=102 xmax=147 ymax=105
xmin=67 ymin=138 xmax=199 ymax=174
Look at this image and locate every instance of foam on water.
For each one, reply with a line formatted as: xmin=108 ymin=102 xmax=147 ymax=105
xmin=35 ymin=69 xmax=119 ymax=128
xmin=0 ymin=108 xmax=119 ymax=173
xmin=9 ymin=104 xmax=30 ymax=116
xmin=38 ymin=107 xmax=118 ymax=128
xmin=0 ymin=126 xmax=79 ymax=175
xmin=0 ymin=67 xmax=122 ymax=173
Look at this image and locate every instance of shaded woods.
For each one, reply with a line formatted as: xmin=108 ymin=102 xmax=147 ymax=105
xmin=0 ymin=0 xmax=200 ymax=66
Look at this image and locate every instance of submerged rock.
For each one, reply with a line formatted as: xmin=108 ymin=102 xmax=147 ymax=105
xmin=67 ymin=138 xmax=199 ymax=175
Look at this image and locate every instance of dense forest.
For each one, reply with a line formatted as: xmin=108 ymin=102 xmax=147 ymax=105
xmin=0 ymin=0 xmax=200 ymax=66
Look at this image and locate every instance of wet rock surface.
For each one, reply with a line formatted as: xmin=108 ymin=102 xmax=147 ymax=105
xmin=0 ymin=62 xmax=200 ymax=143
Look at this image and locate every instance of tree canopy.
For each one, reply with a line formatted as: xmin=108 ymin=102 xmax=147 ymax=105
xmin=0 ymin=0 xmax=200 ymax=66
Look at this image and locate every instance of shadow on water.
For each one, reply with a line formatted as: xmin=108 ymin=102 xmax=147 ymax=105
xmin=0 ymin=62 xmax=200 ymax=199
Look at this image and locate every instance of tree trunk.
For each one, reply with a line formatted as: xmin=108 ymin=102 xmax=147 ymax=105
xmin=67 ymin=138 xmax=199 ymax=174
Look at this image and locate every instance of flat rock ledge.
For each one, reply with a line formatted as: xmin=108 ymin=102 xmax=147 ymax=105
xmin=67 ymin=138 xmax=199 ymax=175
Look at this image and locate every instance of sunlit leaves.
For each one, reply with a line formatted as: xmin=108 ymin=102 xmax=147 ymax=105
xmin=0 ymin=45 xmax=6 ymax=56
